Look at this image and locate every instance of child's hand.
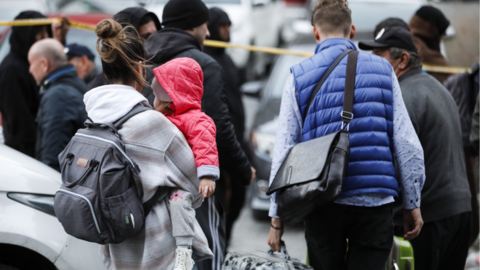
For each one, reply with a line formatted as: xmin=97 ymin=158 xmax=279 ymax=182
xmin=199 ymin=177 xmax=216 ymax=199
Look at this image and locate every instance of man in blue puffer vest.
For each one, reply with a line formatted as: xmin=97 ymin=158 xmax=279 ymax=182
xmin=266 ymin=0 xmax=426 ymax=269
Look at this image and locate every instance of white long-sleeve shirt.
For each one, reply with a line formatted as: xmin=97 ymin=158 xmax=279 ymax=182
xmin=268 ymin=71 xmax=425 ymax=218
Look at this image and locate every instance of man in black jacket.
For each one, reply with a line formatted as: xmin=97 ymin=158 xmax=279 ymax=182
xmin=144 ymin=0 xmax=255 ymax=268
xmin=0 ymin=11 xmax=60 ymax=157
xmin=204 ymin=7 xmax=248 ymax=248
xmin=88 ymin=7 xmax=161 ymax=89
xmin=360 ymin=27 xmax=472 ymax=270
xmin=28 ymin=39 xmax=87 ymax=171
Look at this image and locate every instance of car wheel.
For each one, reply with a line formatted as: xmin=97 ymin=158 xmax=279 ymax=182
xmin=0 ymin=264 xmax=20 ymax=270
xmin=0 ymin=245 xmax=56 ymax=270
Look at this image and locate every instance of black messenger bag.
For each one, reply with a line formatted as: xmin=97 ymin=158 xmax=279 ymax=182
xmin=266 ymin=50 xmax=358 ymax=224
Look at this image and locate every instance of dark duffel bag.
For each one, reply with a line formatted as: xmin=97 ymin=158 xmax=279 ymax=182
xmin=266 ymin=50 xmax=358 ymax=224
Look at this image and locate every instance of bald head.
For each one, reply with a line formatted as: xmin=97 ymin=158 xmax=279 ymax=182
xmin=28 ymin=38 xmax=68 ymax=85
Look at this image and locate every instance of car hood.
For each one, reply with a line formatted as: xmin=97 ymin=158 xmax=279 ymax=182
xmin=0 ymin=145 xmax=61 ymax=194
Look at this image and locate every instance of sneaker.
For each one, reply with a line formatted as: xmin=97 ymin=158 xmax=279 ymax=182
xmin=173 ymin=247 xmax=195 ymax=270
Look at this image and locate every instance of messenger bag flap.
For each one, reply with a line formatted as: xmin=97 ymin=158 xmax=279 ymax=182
xmin=266 ymin=130 xmax=343 ymax=195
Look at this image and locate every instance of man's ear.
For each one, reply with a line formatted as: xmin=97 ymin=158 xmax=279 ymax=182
xmin=42 ymin=58 xmax=49 ymax=73
xmin=313 ymin=26 xmax=320 ymax=43
xmin=399 ymin=51 xmax=410 ymax=70
xmin=81 ymin=55 xmax=89 ymax=68
xmin=349 ymin=24 xmax=356 ymax=40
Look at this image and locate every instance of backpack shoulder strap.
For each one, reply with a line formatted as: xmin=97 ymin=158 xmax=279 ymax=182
xmin=303 ymin=49 xmax=352 ymax=124
xmin=114 ymin=103 xmax=151 ymax=129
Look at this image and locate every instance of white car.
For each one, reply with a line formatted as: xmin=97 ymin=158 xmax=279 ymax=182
xmin=146 ymin=0 xmax=285 ymax=79
xmin=0 ymin=145 xmax=105 ymax=270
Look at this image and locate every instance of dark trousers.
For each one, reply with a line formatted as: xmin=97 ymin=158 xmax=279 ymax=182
xmin=395 ymin=211 xmax=471 ymax=270
xmin=464 ymin=149 xmax=479 ymax=245
xmin=305 ymin=203 xmax=394 ymax=270
xmin=194 ymin=195 xmax=226 ymax=270
xmin=225 ymin=177 xmax=246 ymax=248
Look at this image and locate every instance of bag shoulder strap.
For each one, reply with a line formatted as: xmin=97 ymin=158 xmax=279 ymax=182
xmin=341 ymin=51 xmax=359 ymax=129
xmin=114 ymin=103 xmax=151 ymax=129
xmin=303 ymin=49 xmax=352 ymax=123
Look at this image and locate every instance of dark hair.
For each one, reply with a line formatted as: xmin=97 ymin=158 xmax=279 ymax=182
xmin=311 ymin=0 xmax=351 ymax=36
xmin=95 ymin=19 xmax=148 ymax=86
xmin=389 ymin=47 xmax=422 ymax=69
xmin=374 ymin=18 xmax=409 ymax=38
xmin=139 ymin=14 xmax=155 ymax=27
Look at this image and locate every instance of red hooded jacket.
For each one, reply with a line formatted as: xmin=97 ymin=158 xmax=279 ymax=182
xmin=153 ymin=58 xmax=220 ymax=179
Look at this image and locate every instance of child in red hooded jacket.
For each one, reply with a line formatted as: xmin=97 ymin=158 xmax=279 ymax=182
xmin=152 ymin=58 xmax=218 ymax=270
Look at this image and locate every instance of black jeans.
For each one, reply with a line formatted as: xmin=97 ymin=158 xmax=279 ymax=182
xmin=394 ymin=211 xmax=471 ymax=270
xmin=305 ymin=203 xmax=394 ymax=270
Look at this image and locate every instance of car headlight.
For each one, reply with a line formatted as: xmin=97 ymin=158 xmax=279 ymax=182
xmin=251 ymin=132 xmax=276 ymax=159
xmin=7 ymin=193 xmax=55 ymax=217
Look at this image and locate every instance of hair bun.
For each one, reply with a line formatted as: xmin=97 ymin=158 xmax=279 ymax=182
xmin=95 ymin=19 xmax=122 ymax=40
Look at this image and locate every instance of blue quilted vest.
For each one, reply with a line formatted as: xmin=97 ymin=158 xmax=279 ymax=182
xmin=291 ymin=38 xmax=398 ymax=198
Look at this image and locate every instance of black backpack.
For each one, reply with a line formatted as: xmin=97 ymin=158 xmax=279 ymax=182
xmin=54 ymin=105 xmax=166 ymax=244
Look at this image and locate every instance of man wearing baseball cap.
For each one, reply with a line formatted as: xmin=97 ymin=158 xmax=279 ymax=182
xmin=65 ymin=43 xmax=98 ymax=85
xmin=360 ymin=27 xmax=472 ymax=270
xmin=144 ymin=1 xmax=255 ymax=269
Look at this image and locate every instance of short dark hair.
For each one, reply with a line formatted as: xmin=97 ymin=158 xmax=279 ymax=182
xmin=374 ymin=18 xmax=409 ymax=38
xmin=389 ymin=47 xmax=422 ymax=69
xmin=311 ymin=0 xmax=352 ymax=36
xmin=139 ymin=14 xmax=155 ymax=27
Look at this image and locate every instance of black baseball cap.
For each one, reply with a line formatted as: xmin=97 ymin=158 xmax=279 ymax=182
xmin=64 ymin=43 xmax=95 ymax=61
xmin=359 ymin=27 xmax=418 ymax=53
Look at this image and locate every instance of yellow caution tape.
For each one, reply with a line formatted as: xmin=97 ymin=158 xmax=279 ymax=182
xmin=422 ymin=63 xmax=470 ymax=74
xmin=0 ymin=18 xmax=62 ymax=27
xmin=0 ymin=18 xmax=471 ymax=74
xmin=204 ymin=40 xmax=313 ymax=58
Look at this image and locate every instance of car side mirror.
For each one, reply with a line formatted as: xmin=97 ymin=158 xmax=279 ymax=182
xmin=241 ymin=81 xmax=264 ymax=98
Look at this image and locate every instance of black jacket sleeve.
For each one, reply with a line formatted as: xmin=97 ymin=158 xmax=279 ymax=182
xmin=37 ymin=86 xmax=84 ymax=171
xmin=0 ymin=68 xmax=38 ymax=157
xmin=471 ymin=95 xmax=479 ymax=154
xmin=201 ymin=60 xmax=252 ymax=185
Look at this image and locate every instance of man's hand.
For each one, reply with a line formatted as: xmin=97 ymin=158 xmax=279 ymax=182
xmin=199 ymin=177 xmax=216 ymax=199
xmin=403 ymin=208 xmax=423 ymax=240
xmin=248 ymin=167 xmax=256 ymax=186
xmin=267 ymin=218 xmax=283 ymax=252
xmin=52 ymin=17 xmax=70 ymax=45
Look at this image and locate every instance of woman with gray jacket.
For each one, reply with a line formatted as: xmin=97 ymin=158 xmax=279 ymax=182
xmin=88 ymin=19 xmax=212 ymax=270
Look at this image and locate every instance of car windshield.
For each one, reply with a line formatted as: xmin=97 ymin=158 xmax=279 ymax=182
xmin=0 ymin=28 xmax=103 ymax=69
xmin=269 ymin=54 xmax=308 ymax=99
xmin=156 ymin=0 xmax=241 ymax=3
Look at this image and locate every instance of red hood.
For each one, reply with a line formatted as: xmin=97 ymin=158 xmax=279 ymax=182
xmin=153 ymin=58 xmax=204 ymax=116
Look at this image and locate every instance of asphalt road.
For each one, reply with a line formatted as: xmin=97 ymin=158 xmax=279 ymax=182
xmin=228 ymin=205 xmax=308 ymax=264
